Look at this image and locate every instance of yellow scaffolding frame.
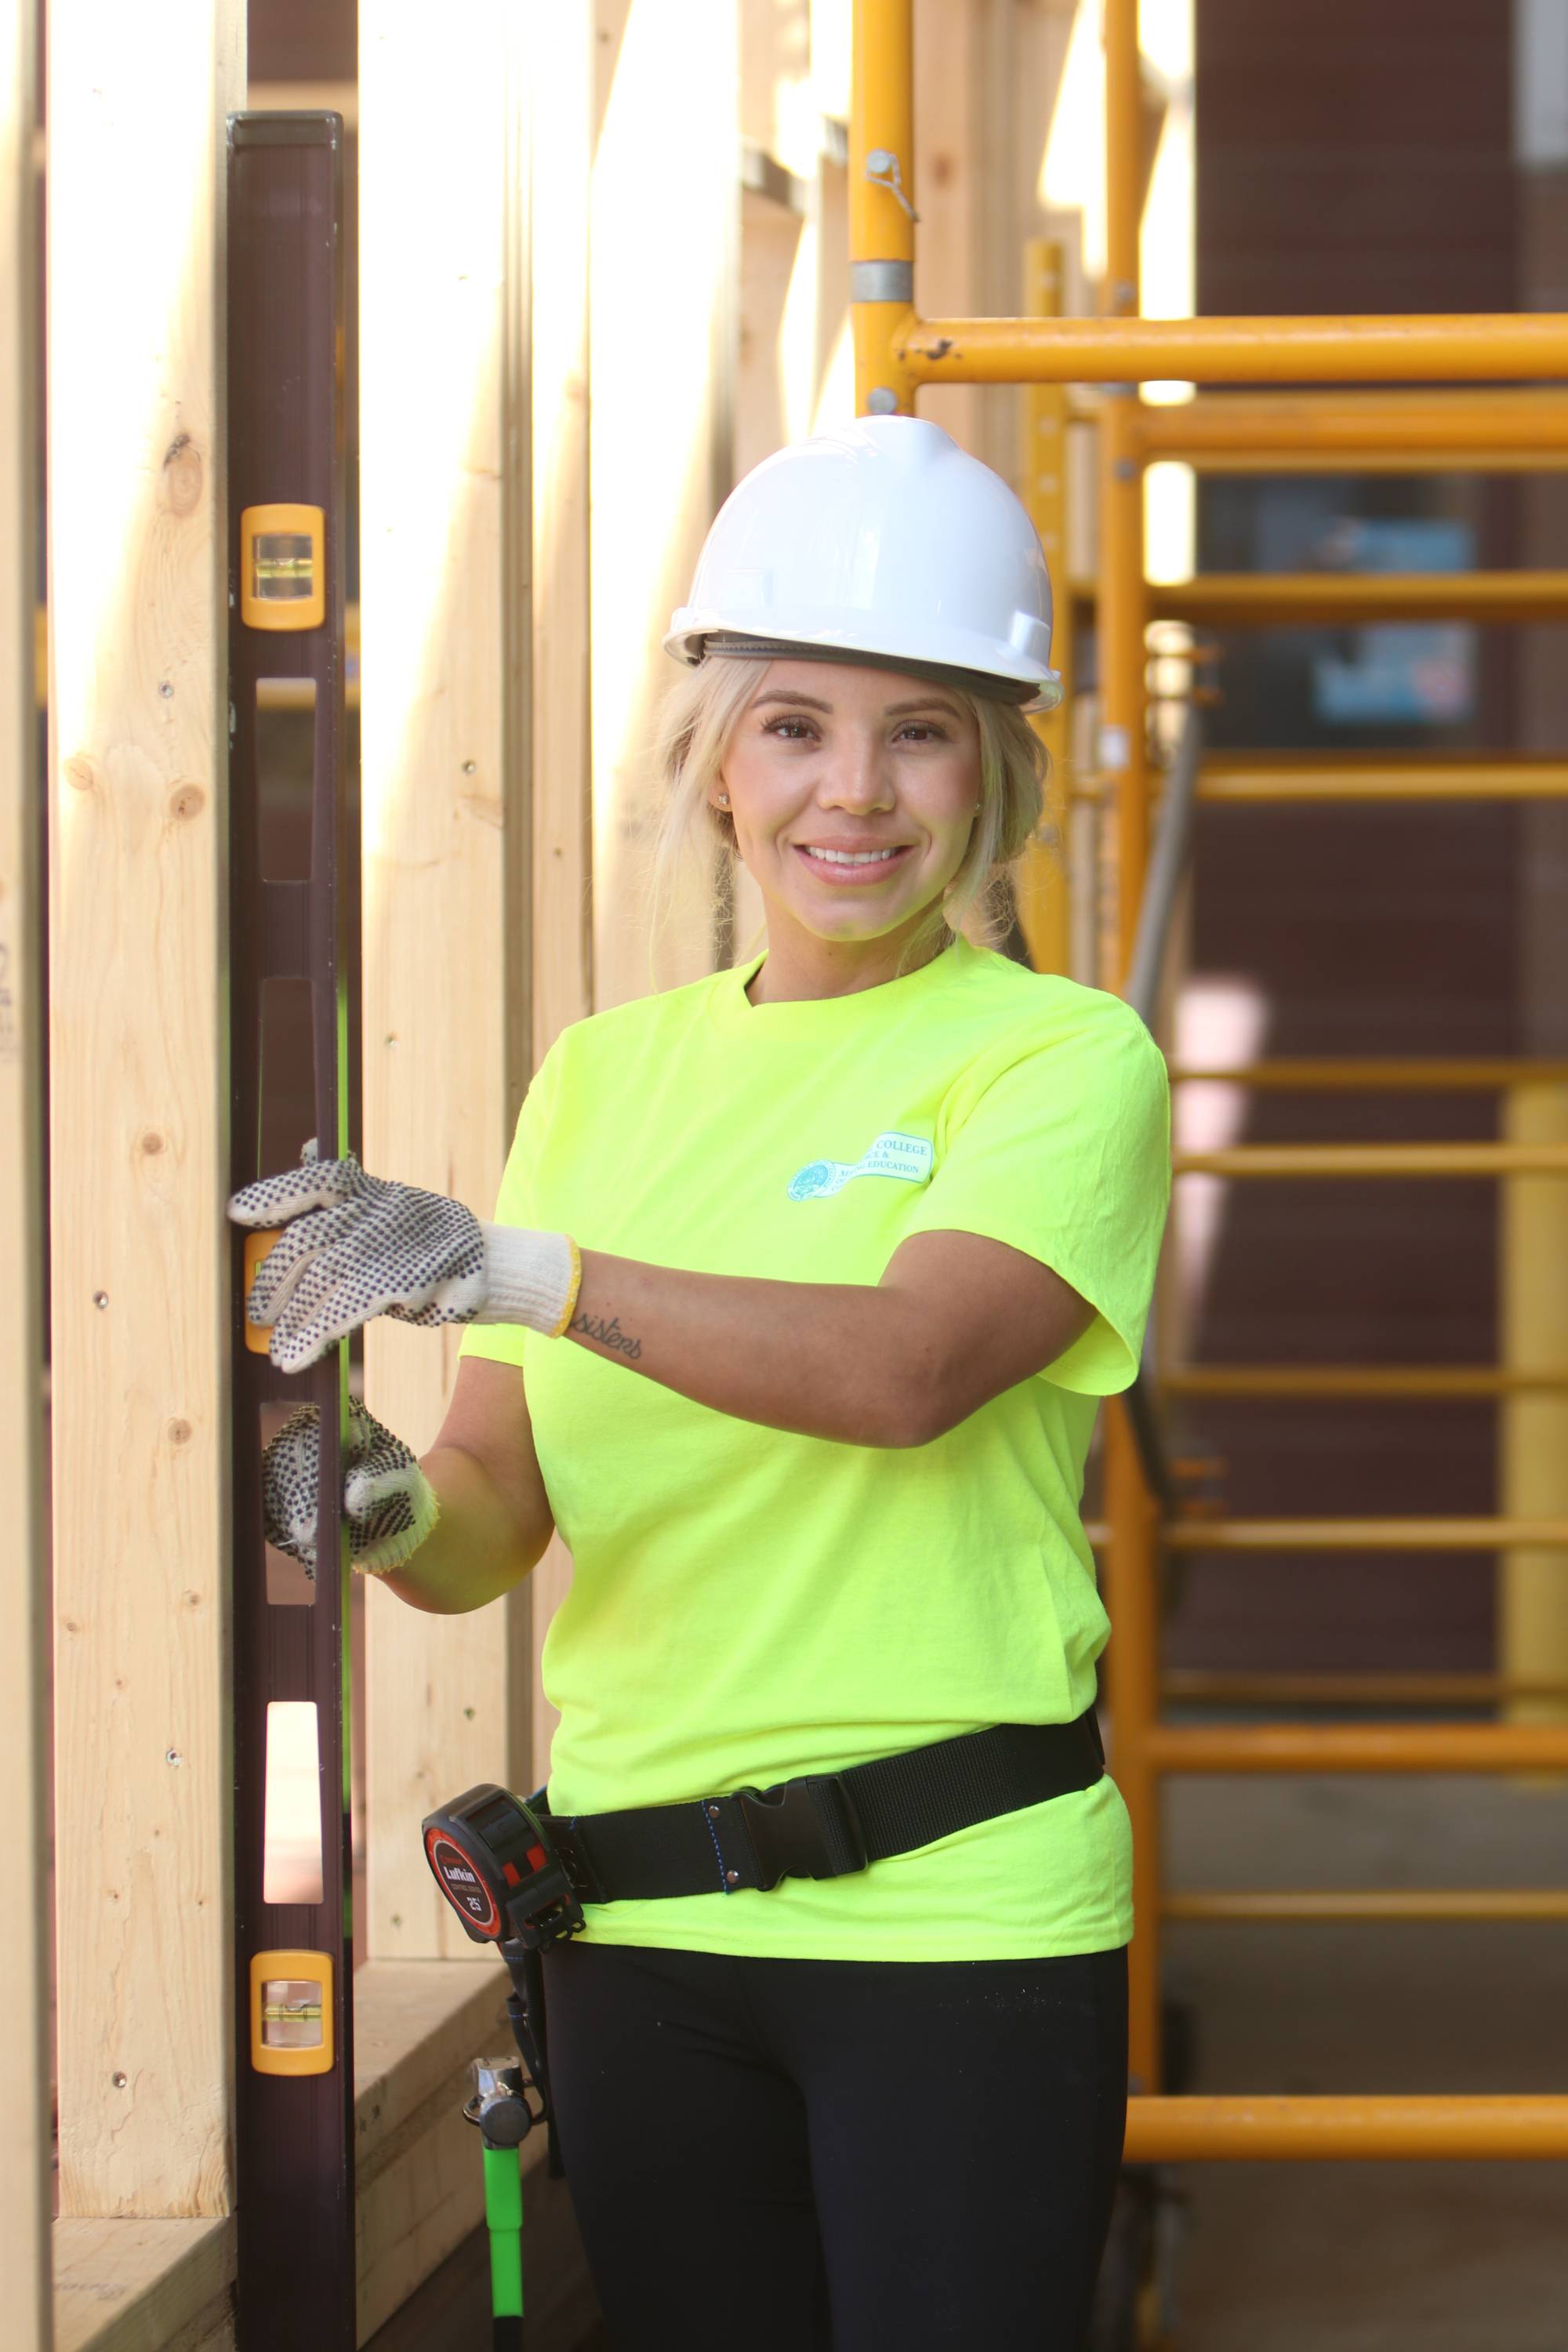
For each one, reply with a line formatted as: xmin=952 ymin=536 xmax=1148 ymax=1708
xmin=1134 ymin=387 xmax=1568 ymax=472
xmin=851 ymin=0 xmax=1568 ymax=2179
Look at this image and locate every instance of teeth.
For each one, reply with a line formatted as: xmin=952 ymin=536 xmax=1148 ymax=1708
xmin=804 ymin=846 xmax=901 ymax=865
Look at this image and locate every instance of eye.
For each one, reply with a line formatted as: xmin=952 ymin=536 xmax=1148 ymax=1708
xmin=895 ymin=720 xmax=948 ymax=744
xmin=764 ymin=716 xmax=818 ymax=742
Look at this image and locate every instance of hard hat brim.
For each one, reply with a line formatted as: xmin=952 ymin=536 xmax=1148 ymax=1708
xmin=664 ymin=622 xmax=1063 ymax=714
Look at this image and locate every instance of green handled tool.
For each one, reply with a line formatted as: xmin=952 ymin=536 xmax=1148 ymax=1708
xmin=466 ymin=2058 xmax=531 ymax=2349
xmin=424 ymin=1784 xmax=589 ymax=2342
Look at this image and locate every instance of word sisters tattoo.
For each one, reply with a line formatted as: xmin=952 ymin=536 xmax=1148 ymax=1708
xmin=571 ymin=1308 xmax=643 ymax=1361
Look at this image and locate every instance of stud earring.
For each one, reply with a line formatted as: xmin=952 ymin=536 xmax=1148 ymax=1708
xmin=717 ymin=792 xmax=730 ymax=808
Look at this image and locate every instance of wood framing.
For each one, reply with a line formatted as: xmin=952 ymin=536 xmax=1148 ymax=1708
xmin=524 ymin=0 xmax=596 ymax=1785
xmin=54 ymin=2219 xmax=236 ymax=2352
xmin=910 ymin=0 xmax=984 ymax=458
xmin=352 ymin=1961 xmax=593 ymax=2345
xmin=352 ymin=1962 xmax=592 ymax=2347
xmin=0 ymin=0 xmax=49 ymax=2336
xmin=589 ymin=0 xmax=739 ymax=1010
xmin=47 ymin=0 xmax=244 ymax=2217
xmin=528 ymin=0 xmax=594 ymax=1069
xmin=1015 ymin=236 xmax=1073 ymax=977
xmin=53 ymin=1958 xmax=597 ymax=2350
xmin=358 ymin=0 xmax=535 ymax=1956
xmin=352 ymin=1961 xmax=512 ymax=2336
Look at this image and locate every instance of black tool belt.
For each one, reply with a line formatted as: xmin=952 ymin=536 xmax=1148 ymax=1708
xmin=535 ymin=1711 xmax=1104 ymax=1904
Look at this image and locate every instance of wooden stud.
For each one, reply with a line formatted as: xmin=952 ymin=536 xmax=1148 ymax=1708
xmin=589 ymin=0 xmax=739 ymax=1010
xmin=53 ymin=1959 xmax=590 ymax=2346
xmin=359 ymin=0 xmax=535 ymax=1957
xmin=0 ymin=0 xmax=49 ymax=2331
xmin=47 ymin=0 xmax=244 ymax=2217
xmin=53 ymin=2218 xmax=236 ymax=2352
xmin=524 ymin=2 xmax=596 ymax=1786
xmin=528 ymin=1 xmax=594 ymax=1071
xmin=352 ymin=1960 xmax=593 ymax=2340
xmin=910 ymin=0 xmax=982 ymax=454
xmin=736 ymin=185 xmax=810 ymax=480
xmin=1014 ymin=236 xmax=1072 ymax=976
xmin=352 ymin=1959 xmax=510 ymax=2336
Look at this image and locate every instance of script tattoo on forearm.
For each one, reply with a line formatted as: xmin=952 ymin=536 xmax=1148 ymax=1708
xmin=570 ymin=1308 xmax=643 ymax=1361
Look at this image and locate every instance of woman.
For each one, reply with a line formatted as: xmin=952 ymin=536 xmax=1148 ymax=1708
xmin=232 ymin=415 xmax=1170 ymax=2350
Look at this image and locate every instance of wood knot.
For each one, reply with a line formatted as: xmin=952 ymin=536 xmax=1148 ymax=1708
xmin=169 ymin=783 xmax=205 ymax=822
xmin=167 ymin=1417 xmax=193 ymax=1446
xmin=161 ymin=432 xmax=204 ymax=517
xmin=64 ymin=755 xmax=95 ymax=793
xmin=140 ymin=1130 xmax=164 ymax=1156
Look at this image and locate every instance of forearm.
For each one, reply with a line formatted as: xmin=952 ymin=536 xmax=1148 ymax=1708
xmin=566 ymin=1251 xmax=935 ymax=1446
xmin=380 ymin=1441 xmax=553 ymax=1614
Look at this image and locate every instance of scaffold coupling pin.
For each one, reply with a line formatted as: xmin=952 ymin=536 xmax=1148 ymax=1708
xmin=864 ymin=147 xmax=919 ymax=221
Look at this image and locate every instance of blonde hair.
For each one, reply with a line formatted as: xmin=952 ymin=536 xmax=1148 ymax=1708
xmin=649 ymin=654 xmax=1048 ymax=975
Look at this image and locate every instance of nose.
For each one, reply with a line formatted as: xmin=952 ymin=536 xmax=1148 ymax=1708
xmin=817 ymin=728 xmax=895 ymax=813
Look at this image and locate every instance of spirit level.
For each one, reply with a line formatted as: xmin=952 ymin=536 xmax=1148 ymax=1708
xmin=239 ymin=501 xmax=326 ymax=630
xmin=228 ymin=111 xmax=354 ymax=2350
xmin=249 ymin=1949 xmax=336 ymax=2077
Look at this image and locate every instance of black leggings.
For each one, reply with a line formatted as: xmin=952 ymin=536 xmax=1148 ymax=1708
xmin=541 ymin=1939 xmax=1127 ymax=2352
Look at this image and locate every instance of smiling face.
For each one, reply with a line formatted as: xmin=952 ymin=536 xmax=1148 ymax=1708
xmin=713 ymin=659 xmax=984 ymax=989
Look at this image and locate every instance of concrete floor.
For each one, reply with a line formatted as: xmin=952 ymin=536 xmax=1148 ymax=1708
xmin=372 ymin=1766 xmax=1568 ymax=2348
xmin=1162 ymin=1767 xmax=1568 ymax=2350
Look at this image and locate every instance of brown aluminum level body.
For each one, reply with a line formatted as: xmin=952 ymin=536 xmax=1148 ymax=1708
xmin=227 ymin=112 xmax=355 ymax=2350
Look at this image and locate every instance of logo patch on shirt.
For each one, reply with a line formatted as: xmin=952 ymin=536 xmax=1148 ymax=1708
xmin=787 ymin=1131 xmax=935 ymax=1201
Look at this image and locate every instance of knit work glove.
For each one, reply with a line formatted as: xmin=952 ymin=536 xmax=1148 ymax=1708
xmin=228 ymin=1151 xmax=579 ymax=1374
xmin=265 ymin=1396 xmax=439 ymax=1578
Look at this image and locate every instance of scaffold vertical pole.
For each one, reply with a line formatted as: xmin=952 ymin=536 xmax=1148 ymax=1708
xmin=1096 ymin=0 xmax=1163 ymax=2096
xmin=851 ymin=0 xmax=916 ymax=416
xmin=1501 ymin=1079 xmax=1568 ymax=1726
xmin=1102 ymin=1403 xmax=1166 ymax=2090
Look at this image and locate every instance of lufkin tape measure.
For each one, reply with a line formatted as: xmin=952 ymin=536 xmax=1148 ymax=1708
xmin=423 ymin=1784 xmax=585 ymax=1951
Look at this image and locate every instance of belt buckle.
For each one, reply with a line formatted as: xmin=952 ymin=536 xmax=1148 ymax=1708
xmin=735 ymin=1773 xmax=869 ymax=1892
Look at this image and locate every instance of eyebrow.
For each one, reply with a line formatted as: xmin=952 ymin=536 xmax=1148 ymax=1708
xmin=750 ymin=688 xmax=964 ymax=720
xmin=886 ymin=695 xmax=964 ymax=719
xmin=751 ymin=689 xmax=833 ymax=713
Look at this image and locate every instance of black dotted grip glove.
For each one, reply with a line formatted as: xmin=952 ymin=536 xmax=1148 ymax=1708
xmin=228 ymin=1149 xmax=577 ymax=1374
xmin=264 ymin=1396 xmax=439 ymax=1579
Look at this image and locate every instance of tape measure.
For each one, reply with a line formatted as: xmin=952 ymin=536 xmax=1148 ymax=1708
xmin=423 ymin=1784 xmax=585 ymax=1951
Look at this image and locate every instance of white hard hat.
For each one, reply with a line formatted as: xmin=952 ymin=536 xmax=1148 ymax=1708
xmin=664 ymin=414 xmax=1062 ymax=710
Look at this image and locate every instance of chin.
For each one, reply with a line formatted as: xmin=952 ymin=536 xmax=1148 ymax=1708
xmin=795 ymin=902 xmax=914 ymax=943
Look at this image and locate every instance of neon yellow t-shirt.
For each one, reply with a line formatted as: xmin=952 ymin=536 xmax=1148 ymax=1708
xmin=461 ymin=935 xmax=1170 ymax=1961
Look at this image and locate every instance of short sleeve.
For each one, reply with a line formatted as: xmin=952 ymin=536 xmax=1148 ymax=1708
xmin=459 ymin=1037 xmax=565 ymax=1373
xmin=898 ymin=996 xmax=1171 ymax=1396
